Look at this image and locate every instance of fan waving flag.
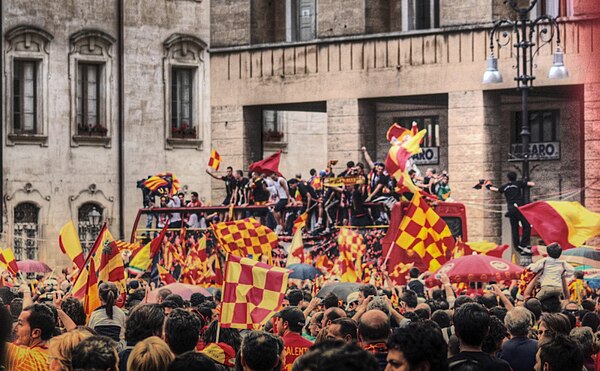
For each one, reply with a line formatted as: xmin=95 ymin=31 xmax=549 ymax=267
xmin=519 ymin=201 xmax=600 ymax=249
xmin=220 ymin=254 xmax=290 ymax=329
xmin=212 ymin=218 xmax=279 ymax=258
xmin=292 ymin=212 xmax=308 ymax=235
xmin=59 ymin=221 xmax=85 ymax=270
xmin=208 ymin=149 xmax=222 ymax=171
xmin=249 ymin=151 xmax=282 ymax=176
xmin=143 ymin=172 xmax=180 ymax=197
xmin=286 ymin=228 xmax=304 ymax=267
xmin=393 ymin=192 xmax=455 ymax=272
xmin=2 ymin=248 xmax=19 ymax=276
xmin=385 ymin=127 xmax=427 ymax=194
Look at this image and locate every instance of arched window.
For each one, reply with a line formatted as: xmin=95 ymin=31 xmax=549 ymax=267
xmin=13 ymin=202 xmax=40 ymax=260
xmin=77 ymin=202 xmax=104 ymax=255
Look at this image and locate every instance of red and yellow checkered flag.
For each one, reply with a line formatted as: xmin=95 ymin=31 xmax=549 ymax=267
xmin=337 ymin=228 xmax=365 ymax=282
xmin=208 ymin=149 xmax=221 ymax=171
xmin=292 ymin=211 xmax=308 ymax=235
xmin=220 ymin=254 xmax=289 ymax=329
xmin=393 ymin=192 xmax=455 ymax=272
xmin=211 ymin=218 xmax=279 ymax=261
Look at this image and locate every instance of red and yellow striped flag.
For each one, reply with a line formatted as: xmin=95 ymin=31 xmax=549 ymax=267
xmin=59 ymin=221 xmax=85 ymax=270
xmin=219 ymin=254 xmax=289 ymax=329
xmin=208 ymin=149 xmax=222 ymax=171
xmin=98 ymin=235 xmax=126 ymax=293
xmin=83 ymin=259 xmax=101 ymax=317
xmin=286 ymin=228 xmax=304 ymax=267
xmin=211 ymin=218 xmax=279 ymax=258
xmin=158 ymin=264 xmax=176 ymax=285
xmin=2 ymin=248 xmax=19 ymax=276
xmin=519 ymin=201 xmax=600 ymax=249
xmin=337 ymin=228 xmax=364 ymax=282
xmin=393 ymin=192 xmax=455 ymax=272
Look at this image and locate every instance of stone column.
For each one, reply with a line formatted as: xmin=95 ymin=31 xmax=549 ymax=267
xmin=447 ymin=90 xmax=503 ymax=243
xmin=326 ymin=99 xmax=376 ymax=174
xmin=584 ymin=83 xmax=600 ymax=213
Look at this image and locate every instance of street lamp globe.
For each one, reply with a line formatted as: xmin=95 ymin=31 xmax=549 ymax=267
xmin=548 ymin=46 xmax=569 ymax=80
xmin=482 ymin=54 xmax=503 ymax=84
xmin=88 ymin=207 xmax=102 ymax=227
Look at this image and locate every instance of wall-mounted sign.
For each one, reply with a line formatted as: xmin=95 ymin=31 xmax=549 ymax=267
xmin=510 ymin=142 xmax=560 ymax=161
xmin=412 ymin=147 xmax=439 ymax=165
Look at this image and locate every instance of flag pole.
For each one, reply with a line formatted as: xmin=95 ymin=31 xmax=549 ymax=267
xmin=382 ymin=242 xmax=395 ymax=267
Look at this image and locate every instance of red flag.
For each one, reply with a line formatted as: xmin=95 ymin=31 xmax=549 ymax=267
xmin=249 ymin=151 xmax=282 ymax=176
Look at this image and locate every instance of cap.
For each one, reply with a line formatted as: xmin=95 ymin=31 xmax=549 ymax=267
xmin=272 ymin=306 xmax=305 ymax=327
xmin=201 ymin=342 xmax=236 ymax=367
xmin=345 ymin=292 xmax=360 ymax=311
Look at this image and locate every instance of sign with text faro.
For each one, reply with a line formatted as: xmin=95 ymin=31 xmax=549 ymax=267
xmin=412 ymin=147 xmax=439 ymax=165
xmin=510 ymin=142 xmax=560 ymax=161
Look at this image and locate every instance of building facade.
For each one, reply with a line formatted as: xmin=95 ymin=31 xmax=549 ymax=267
xmin=209 ymin=0 xmax=600 ymax=245
xmin=2 ymin=0 xmax=211 ymax=266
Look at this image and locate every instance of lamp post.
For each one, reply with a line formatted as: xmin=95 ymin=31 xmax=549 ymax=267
xmin=483 ymin=0 xmax=569 ymax=204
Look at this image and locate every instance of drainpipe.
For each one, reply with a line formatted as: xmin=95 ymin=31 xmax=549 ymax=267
xmin=0 ymin=1 xmax=4 ymax=234
xmin=117 ymin=0 xmax=125 ymax=239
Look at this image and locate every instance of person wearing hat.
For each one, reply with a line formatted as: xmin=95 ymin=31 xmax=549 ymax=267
xmin=273 ymin=306 xmax=313 ymax=370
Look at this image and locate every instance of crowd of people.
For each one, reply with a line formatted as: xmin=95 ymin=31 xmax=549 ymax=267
xmin=144 ymin=147 xmax=453 ymax=237
xmin=0 ymin=254 xmax=598 ymax=371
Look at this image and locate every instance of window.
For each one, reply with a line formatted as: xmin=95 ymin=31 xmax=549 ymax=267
xmin=171 ymin=67 xmax=196 ymax=139
xmin=5 ymin=26 xmax=53 ymax=145
xmin=77 ymin=202 xmax=104 ymax=255
xmin=534 ymin=0 xmax=572 ymax=18
xmin=69 ymin=30 xmax=115 ymax=146
xmin=163 ymin=34 xmax=207 ymax=149
xmin=13 ymin=202 xmax=40 ymax=260
xmin=512 ymin=110 xmax=560 ymax=144
xmin=395 ymin=116 xmax=440 ymax=147
xmin=511 ymin=110 xmax=560 ymax=161
xmin=263 ymin=110 xmax=285 ymax=142
xmin=13 ymin=60 xmax=38 ymax=134
xmin=288 ymin=0 xmax=317 ymax=42
xmin=77 ymin=63 xmax=106 ymax=136
xmin=402 ymin=0 xmax=440 ymax=31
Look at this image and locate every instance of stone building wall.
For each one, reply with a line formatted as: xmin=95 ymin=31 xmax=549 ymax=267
xmin=3 ymin=0 xmax=211 ymax=266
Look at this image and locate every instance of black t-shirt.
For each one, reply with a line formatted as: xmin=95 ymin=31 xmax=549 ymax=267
xmin=351 ymin=188 xmax=368 ymax=216
xmin=371 ymin=173 xmax=390 ymax=197
xmin=449 ymin=351 xmax=511 ymax=371
xmin=252 ymin=177 xmax=270 ymax=203
xmin=221 ymin=175 xmax=237 ymax=198
xmin=499 ymin=181 xmax=525 ymax=208
xmin=407 ymin=279 xmax=425 ymax=298
xmin=235 ymin=177 xmax=249 ymax=204
xmin=297 ymin=181 xmax=318 ymax=203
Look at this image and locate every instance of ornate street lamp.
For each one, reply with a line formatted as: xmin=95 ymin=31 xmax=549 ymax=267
xmin=88 ymin=207 xmax=102 ymax=227
xmin=483 ymin=0 xmax=569 ymax=203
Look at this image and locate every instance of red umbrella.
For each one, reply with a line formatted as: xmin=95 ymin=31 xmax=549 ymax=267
xmin=425 ymin=254 xmax=523 ymax=287
xmin=17 ymin=259 xmax=52 ymax=273
xmin=147 ymin=282 xmax=212 ymax=303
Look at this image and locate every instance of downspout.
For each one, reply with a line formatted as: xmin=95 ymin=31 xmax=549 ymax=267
xmin=117 ymin=0 xmax=125 ymax=239
xmin=1 ymin=1 xmax=4 ymax=234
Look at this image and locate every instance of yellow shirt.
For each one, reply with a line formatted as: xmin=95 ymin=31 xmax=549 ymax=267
xmin=5 ymin=342 xmax=50 ymax=371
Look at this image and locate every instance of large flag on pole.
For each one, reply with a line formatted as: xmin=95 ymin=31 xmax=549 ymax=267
xmin=2 ymin=248 xmax=19 ymax=276
xmin=59 ymin=221 xmax=85 ymax=270
xmin=128 ymin=224 xmax=169 ymax=275
xmin=519 ymin=201 xmax=600 ymax=249
xmin=385 ymin=125 xmax=427 ymax=194
xmin=286 ymin=228 xmax=304 ymax=267
xmin=393 ymin=192 xmax=455 ymax=272
xmin=219 ymin=254 xmax=289 ymax=329
xmin=211 ymin=218 xmax=279 ymax=259
xmin=143 ymin=172 xmax=181 ymax=197
xmin=249 ymin=151 xmax=282 ymax=176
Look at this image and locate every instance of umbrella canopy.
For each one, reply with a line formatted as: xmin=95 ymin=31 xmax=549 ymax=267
xmin=288 ymin=264 xmax=322 ymax=280
xmin=425 ymin=254 xmax=523 ymax=286
xmin=17 ymin=259 xmax=52 ymax=273
xmin=316 ymin=282 xmax=361 ymax=302
xmin=585 ymin=273 xmax=600 ymax=289
xmin=147 ymin=283 xmax=212 ymax=303
xmin=562 ymin=247 xmax=600 ymax=269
